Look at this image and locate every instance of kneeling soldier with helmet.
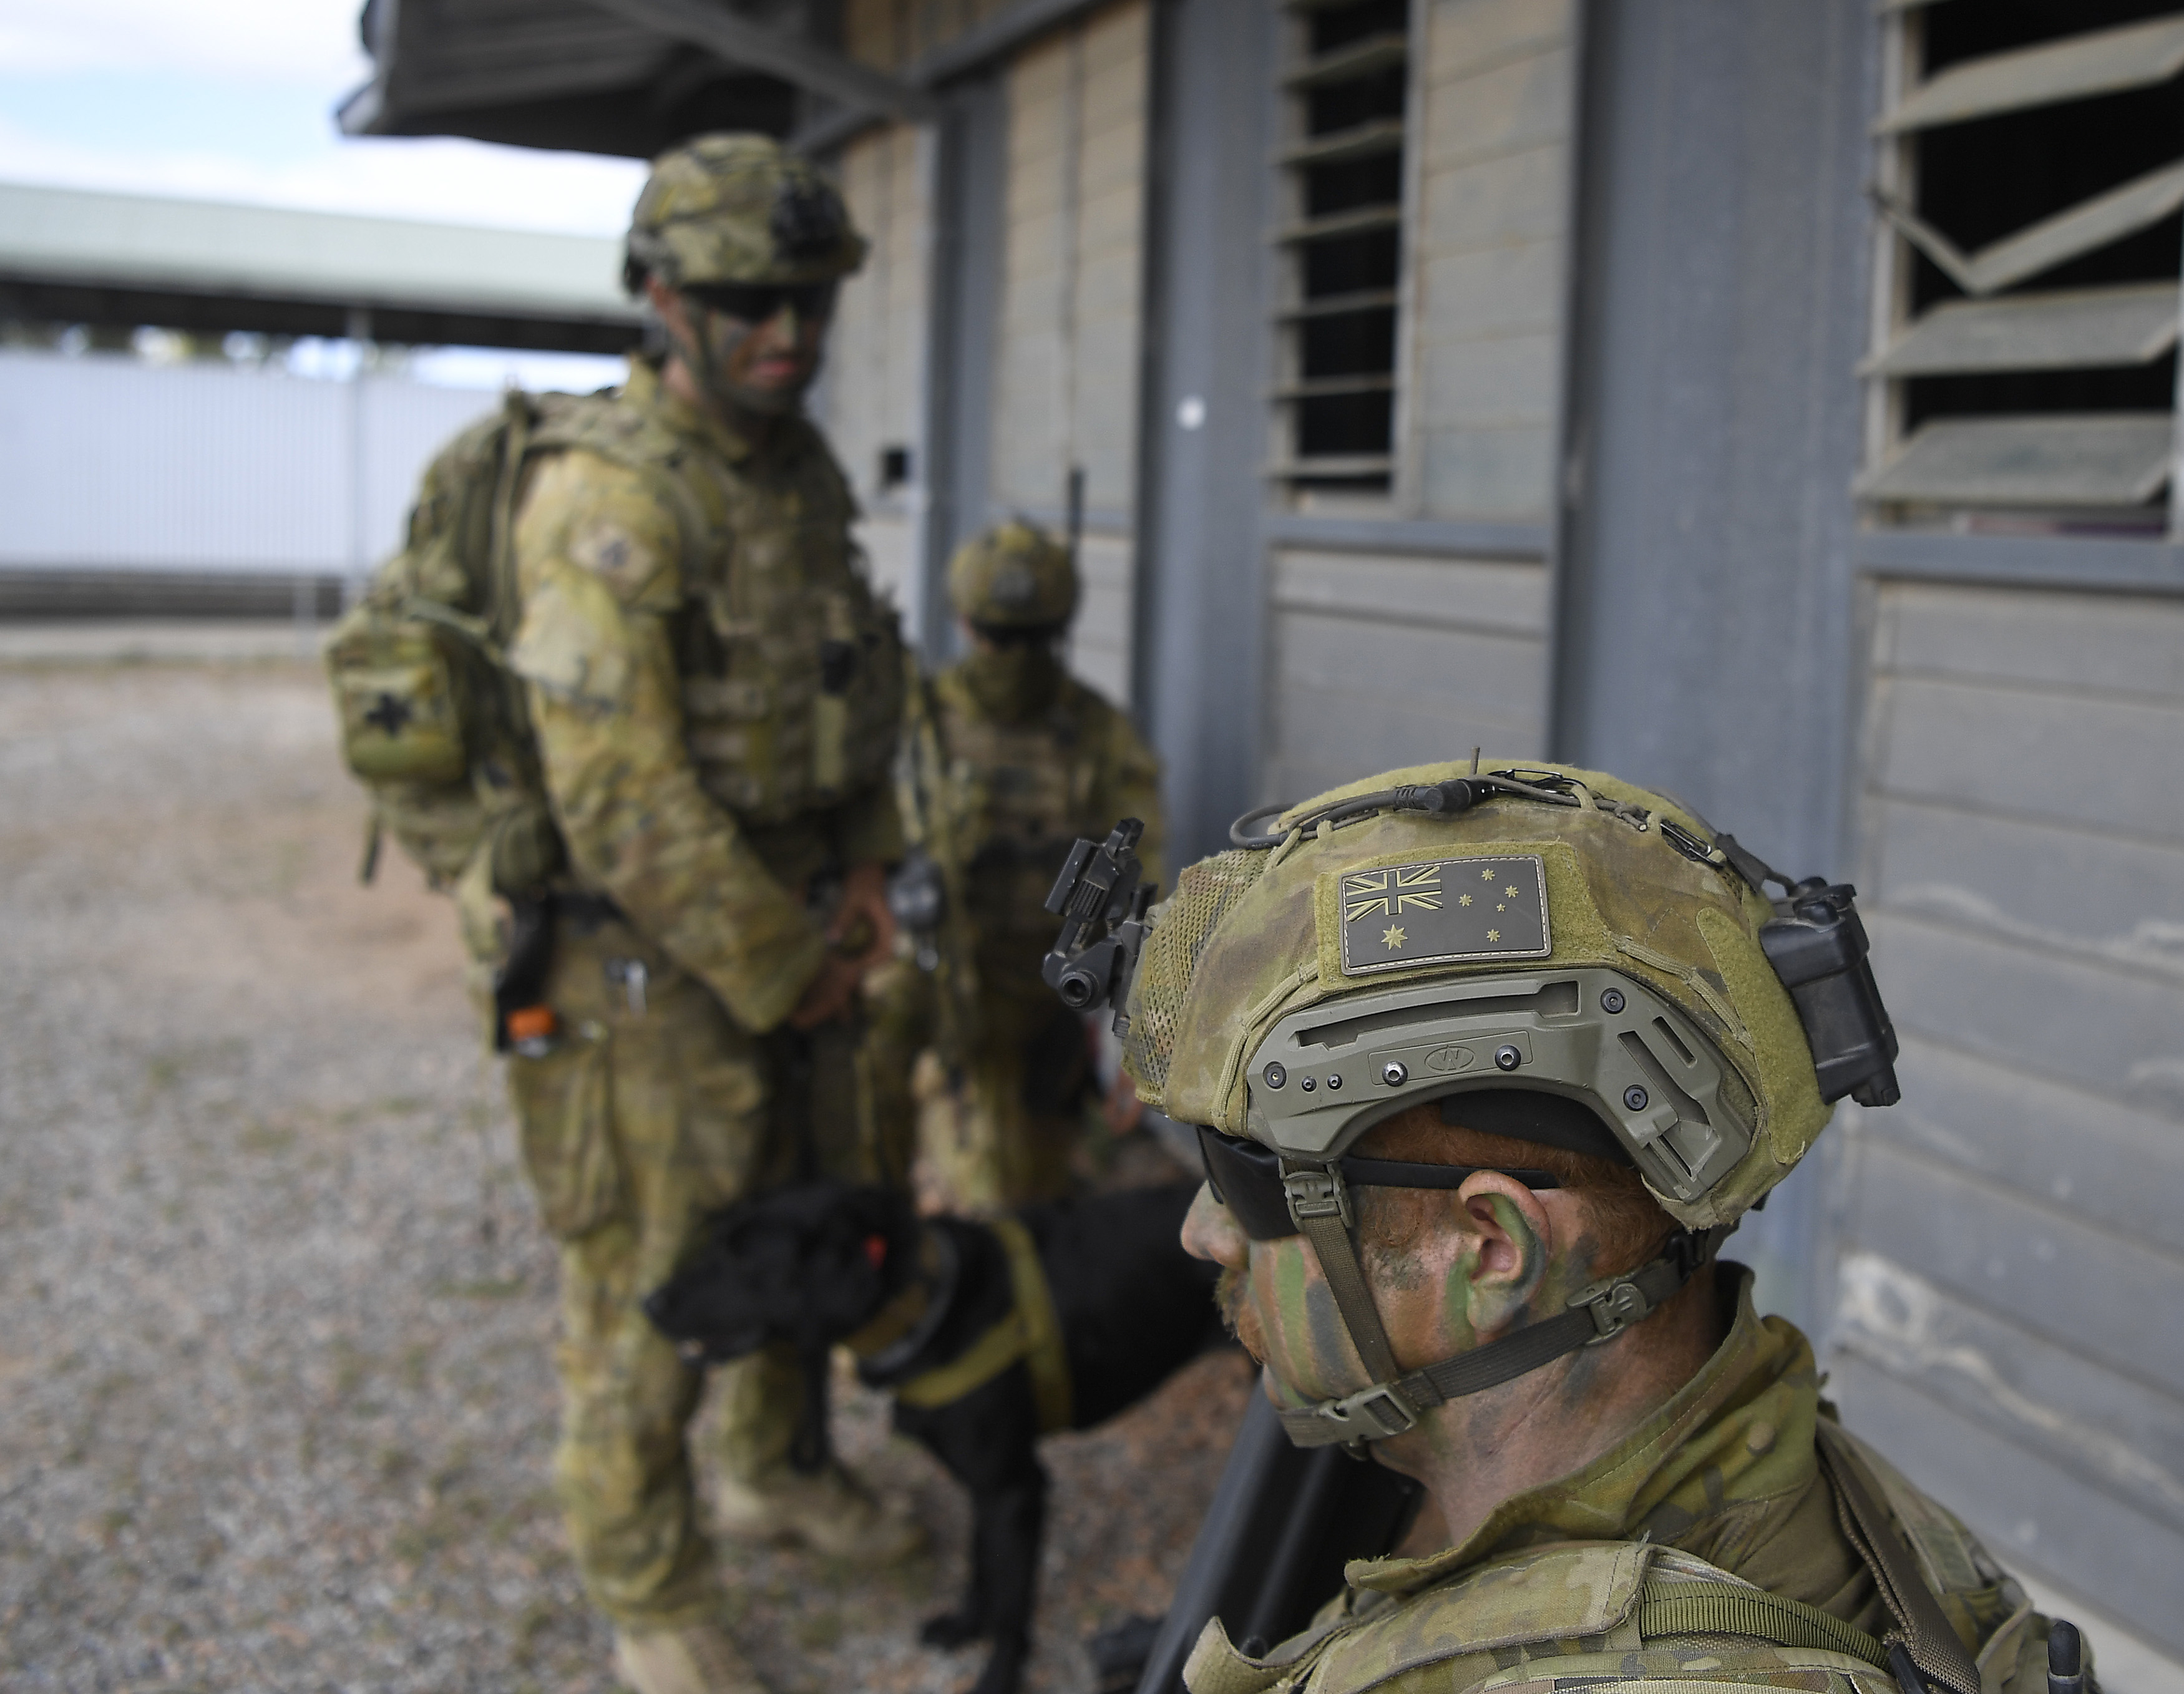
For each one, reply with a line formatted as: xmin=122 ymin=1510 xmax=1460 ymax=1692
xmin=1087 ymin=759 xmax=2084 ymax=1694
xmin=866 ymin=521 xmax=1164 ymax=1213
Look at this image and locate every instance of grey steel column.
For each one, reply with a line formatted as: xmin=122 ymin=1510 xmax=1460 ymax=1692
xmin=1132 ymin=0 xmax=1279 ymax=865
xmin=917 ymin=75 xmax=1007 ymax=669
xmin=1551 ymin=0 xmax=1878 ymax=1330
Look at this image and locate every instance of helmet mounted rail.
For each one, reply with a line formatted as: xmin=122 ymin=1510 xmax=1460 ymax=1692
xmin=1234 ymin=774 xmax=1902 ymax=1111
xmin=1041 ymin=817 xmax=1157 ymax=1034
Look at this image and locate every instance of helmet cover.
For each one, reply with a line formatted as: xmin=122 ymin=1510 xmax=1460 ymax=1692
xmin=947 ymin=520 xmax=1079 ymax=630
xmin=1121 ymin=760 xmax=1835 ymax=1229
xmin=625 ymin=133 xmax=867 ymax=292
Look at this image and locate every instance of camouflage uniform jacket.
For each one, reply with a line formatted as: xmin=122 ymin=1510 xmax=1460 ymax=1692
xmin=1186 ymin=1268 xmax=2055 ymax=1694
xmin=920 ymin=660 xmax=1164 ymax=1006
xmin=505 ymin=358 xmax=904 ymax=1033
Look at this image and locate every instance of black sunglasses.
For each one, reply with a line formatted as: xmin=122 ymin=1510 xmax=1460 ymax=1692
xmin=682 ymin=281 xmax=837 ymax=324
xmin=1195 ymin=1124 xmax=1561 ymax=1242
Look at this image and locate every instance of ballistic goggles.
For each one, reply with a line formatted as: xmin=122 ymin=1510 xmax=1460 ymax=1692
xmin=682 ymin=280 xmax=838 ymax=324
xmin=1194 ymin=1119 xmax=1562 ymax=1241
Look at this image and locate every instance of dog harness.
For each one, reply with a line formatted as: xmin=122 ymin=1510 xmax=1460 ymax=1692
xmin=893 ymin=1217 xmax=1075 ymax=1434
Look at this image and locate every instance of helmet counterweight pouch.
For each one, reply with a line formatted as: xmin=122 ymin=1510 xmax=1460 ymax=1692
xmin=1757 ymin=882 xmax=1900 ymax=1108
xmin=1711 ymin=831 xmax=1901 ymax=1110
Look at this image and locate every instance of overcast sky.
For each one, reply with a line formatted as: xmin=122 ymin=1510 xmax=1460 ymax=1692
xmin=0 ymin=0 xmax=649 ymax=234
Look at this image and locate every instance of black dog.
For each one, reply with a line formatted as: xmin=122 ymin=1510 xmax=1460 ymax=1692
xmin=644 ymin=1179 xmax=1224 ymax=1694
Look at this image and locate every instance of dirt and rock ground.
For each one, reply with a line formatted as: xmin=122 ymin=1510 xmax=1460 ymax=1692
xmin=0 ymin=650 xmax=1256 ymax=1693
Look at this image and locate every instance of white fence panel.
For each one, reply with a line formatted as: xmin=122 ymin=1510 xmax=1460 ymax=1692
xmin=0 ymin=350 xmax=497 ymax=577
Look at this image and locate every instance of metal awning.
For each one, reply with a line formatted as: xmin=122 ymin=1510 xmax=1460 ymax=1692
xmin=0 ymin=182 xmax=641 ymax=351
xmin=1855 ymin=414 xmax=2175 ymax=507
xmin=338 ymin=0 xmax=930 ymax=160
xmin=340 ymin=0 xmax=1111 ymax=159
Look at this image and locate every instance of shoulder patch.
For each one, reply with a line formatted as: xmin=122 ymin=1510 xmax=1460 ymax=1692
xmin=517 ymin=449 xmax=685 ymax=612
xmin=568 ymin=517 xmax=664 ymax=600
xmin=507 ymin=565 xmax=635 ymax=714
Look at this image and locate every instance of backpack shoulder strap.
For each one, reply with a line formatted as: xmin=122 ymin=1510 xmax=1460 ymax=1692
xmin=485 ymin=390 xmax=535 ymax=646
xmin=1639 ymin=1564 xmax=1888 ymax=1668
xmin=523 ymin=389 xmax=713 ymax=588
xmin=1816 ymin=1420 xmax=1986 ymax=1694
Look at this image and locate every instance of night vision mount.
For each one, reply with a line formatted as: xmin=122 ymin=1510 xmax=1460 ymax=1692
xmin=1041 ymin=817 xmax=1156 ymax=1034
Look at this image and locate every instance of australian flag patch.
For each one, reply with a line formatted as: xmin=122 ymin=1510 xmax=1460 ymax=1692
xmin=1337 ymin=854 xmax=1551 ymax=975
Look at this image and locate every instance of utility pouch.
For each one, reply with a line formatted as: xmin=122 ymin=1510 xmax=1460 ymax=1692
xmin=368 ymin=780 xmax=492 ymax=888
xmin=507 ymin=1020 xmax=624 ymax=1239
xmin=326 ymin=603 xmax=474 ymax=785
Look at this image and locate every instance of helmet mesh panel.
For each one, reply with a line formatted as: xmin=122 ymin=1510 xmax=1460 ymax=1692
xmin=1124 ymin=847 xmax=1269 ymax=1104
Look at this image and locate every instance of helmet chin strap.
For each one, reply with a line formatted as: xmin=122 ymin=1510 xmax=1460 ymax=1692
xmin=1269 ymin=1159 xmax=1727 ymax=1452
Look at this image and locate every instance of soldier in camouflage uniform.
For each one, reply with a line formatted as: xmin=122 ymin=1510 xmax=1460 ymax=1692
xmin=863 ymin=522 xmax=1164 ymax=1213
xmin=1118 ymin=759 xmax=2081 ymax=1694
xmin=491 ymin=135 xmax=918 ymax=1694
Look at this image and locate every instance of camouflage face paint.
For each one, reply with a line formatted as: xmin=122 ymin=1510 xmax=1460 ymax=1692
xmin=688 ymin=296 xmax=825 ymax=417
xmin=1239 ymin=1236 xmax=1375 ymax=1406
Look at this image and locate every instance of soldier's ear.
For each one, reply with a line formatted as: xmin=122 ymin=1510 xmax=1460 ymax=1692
xmin=645 ymin=276 xmax=687 ymax=333
xmin=1455 ymin=1173 xmax=1551 ymax=1333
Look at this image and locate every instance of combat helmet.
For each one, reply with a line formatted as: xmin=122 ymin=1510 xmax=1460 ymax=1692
xmin=947 ymin=521 xmax=1078 ymax=633
xmin=624 ymin=133 xmax=867 ymax=294
xmin=1056 ymin=759 xmax=1898 ymax=1448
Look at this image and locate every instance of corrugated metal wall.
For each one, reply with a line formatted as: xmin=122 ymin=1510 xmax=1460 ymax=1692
xmin=1831 ymin=578 xmax=2184 ymax=1657
xmin=0 ymin=349 xmax=495 ymax=578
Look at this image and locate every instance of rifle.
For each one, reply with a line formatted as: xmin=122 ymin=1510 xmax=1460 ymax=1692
xmin=1133 ymin=1397 xmax=1421 ymax=1694
xmin=889 ymin=669 xmax=982 ymax=1064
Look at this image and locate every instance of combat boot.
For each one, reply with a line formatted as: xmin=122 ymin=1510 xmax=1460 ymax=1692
xmin=713 ymin=1461 xmax=926 ymax=1563
xmin=612 ymin=1621 xmax=765 ymax=1694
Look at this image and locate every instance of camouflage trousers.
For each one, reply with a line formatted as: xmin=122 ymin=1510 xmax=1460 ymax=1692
xmin=502 ymin=906 xmax=869 ymax=1627
xmin=860 ymin=958 xmax=1091 ymax=1214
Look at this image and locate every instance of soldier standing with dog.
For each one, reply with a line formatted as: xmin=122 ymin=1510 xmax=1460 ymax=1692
xmin=331 ymin=134 xmax=919 ymax=1694
xmin=1101 ymin=759 xmax=2084 ymax=1694
xmin=864 ymin=522 xmax=1164 ymax=1214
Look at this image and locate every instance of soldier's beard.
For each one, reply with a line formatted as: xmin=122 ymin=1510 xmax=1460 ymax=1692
xmin=960 ymin=643 xmax=1063 ymax=722
xmin=675 ymin=317 xmax=813 ymax=419
xmin=1216 ymin=1266 xmax=1268 ymax=1366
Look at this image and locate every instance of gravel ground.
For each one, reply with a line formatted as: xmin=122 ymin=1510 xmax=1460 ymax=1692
xmin=0 ymin=655 xmax=1255 ymax=1694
